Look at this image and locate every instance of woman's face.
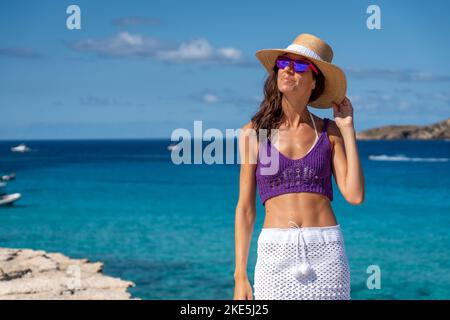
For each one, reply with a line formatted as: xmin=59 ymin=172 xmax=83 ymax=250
xmin=277 ymin=53 xmax=316 ymax=98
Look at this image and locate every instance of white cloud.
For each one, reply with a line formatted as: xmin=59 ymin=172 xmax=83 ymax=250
xmin=203 ymin=93 xmax=219 ymax=103
xmin=70 ymin=33 xmax=243 ymax=64
xmin=189 ymin=90 xmax=261 ymax=107
xmin=157 ymin=38 xmax=213 ymax=61
xmin=349 ymin=90 xmax=449 ymax=116
xmin=117 ymin=32 xmax=144 ymax=46
xmin=345 ymin=67 xmax=450 ymax=82
xmin=216 ymin=47 xmax=242 ymax=60
xmin=71 ymin=32 xmax=160 ymax=57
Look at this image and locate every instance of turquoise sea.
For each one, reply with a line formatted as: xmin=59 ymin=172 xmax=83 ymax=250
xmin=0 ymin=139 xmax=449 ymax=300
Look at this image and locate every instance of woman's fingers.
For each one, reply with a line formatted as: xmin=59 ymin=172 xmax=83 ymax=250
xmin=332 ymin=101 xmax=340 ymax=112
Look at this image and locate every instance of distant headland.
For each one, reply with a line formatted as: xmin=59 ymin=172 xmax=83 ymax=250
xmin=356 ymin=117 xmax=450 ymax=140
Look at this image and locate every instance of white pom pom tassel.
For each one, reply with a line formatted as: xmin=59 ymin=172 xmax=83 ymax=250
xmin=294 ymin=262 xmax=312 ymax=278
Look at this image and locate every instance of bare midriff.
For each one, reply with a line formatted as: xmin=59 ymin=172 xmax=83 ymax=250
xmin=262 ymin=192 xmax=337 ymax=228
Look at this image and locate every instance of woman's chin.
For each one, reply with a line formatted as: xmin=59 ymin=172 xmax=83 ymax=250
xmin=279 ymin=85 xmax=296 ymax=92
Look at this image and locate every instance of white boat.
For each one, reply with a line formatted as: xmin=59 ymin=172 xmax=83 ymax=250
xmin=11 ymin=143 xmax=31 ymax=153
xmin=1 ymin=173 xmax=16 ymax=181
xmin=0 ymin=193 xmax=21 ymax=206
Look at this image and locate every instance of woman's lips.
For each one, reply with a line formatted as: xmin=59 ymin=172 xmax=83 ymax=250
xmin=283 ymin=78 xmax=296 ymax=84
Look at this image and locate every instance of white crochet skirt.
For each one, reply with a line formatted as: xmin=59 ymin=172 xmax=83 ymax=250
xmin=253 ymin=223 xmax=351 ymax=300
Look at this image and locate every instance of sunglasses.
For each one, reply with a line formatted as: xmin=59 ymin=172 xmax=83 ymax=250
xmin=275 ymin=56 xmax=318 ymax=75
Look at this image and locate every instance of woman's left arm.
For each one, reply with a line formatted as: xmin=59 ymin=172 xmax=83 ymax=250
xmin=329 ymin=96 xmax=365 ymax=205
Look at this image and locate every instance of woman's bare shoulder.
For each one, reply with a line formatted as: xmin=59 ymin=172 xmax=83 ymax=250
xmin=323 ymin=118 xmax=342 ymax=149
xmin=240 ymin=120 xmax=257 ymax=137
xmin=241 ymin=121 xmax=255 ymax=130
xmin=239 ymin=121 xmax=259 ymax=163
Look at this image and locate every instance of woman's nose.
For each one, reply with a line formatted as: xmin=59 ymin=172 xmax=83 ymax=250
xmin=285 ymin=61 xmax=295 ymax=73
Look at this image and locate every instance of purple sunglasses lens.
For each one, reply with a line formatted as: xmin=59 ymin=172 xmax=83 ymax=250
xmin=276 ymin=57 xmax=310 ymax=72
xmin=293 ymin=63 xmax=309 ymax=72
xmin=276 ymin=60 xmax=290 ymax=69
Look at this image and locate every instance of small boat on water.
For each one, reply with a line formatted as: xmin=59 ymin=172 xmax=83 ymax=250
xmin=11 ymin=143 xmax=31 ymax=153
xmin=1 ymin=173 xmax=16 ymax=182
xmin=0 ymin=178 xmax=22 ymax=207
xmin=0 ymin=193 xmax=21 ymax=206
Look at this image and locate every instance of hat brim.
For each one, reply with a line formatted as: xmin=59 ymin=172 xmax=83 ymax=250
xmin=255 ymin=49 xmax=347 ymax=109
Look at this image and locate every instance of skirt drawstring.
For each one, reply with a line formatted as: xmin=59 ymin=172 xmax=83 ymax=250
xmin=288 ymin=221 xmax=313 ymax=279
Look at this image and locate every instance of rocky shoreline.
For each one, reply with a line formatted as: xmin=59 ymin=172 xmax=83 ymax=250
xmin=0 ymin=248 xmax=136 ymax=300
xmin=356 ymin=117 xmax=450 ymax=140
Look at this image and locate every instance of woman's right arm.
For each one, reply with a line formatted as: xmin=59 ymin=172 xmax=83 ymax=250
xmin=233 ymin=122 xmax=258 ymax=300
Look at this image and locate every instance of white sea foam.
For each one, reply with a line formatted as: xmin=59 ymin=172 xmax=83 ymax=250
xmin=368 ymin=154 xmax=449 ymax=162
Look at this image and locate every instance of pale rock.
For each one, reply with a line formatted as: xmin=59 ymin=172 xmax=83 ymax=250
xmin=0 ymin=248 xmax=136 ymax=300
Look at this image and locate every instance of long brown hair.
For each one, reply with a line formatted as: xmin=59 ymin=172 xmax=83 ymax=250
xmin=251 ymin=62 xmax=325 ymax=142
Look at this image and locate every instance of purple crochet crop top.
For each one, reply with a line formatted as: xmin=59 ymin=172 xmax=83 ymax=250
xmin=255 ymin=115 xmax=333 ymax=206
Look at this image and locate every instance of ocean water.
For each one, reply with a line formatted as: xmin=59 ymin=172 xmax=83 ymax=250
xmin=0 ymin=139 xmax=449 ymax=300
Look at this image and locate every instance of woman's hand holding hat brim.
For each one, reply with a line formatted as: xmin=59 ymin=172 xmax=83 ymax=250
xmin=332 ymin=96 xmax=354 ymax=129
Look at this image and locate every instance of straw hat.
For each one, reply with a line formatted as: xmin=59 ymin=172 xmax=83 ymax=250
xmin=255 ymin=33 xmax=347 ymax=108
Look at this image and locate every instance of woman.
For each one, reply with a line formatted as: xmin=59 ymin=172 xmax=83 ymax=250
xmin=233 ymin=33 xmax=365 ymax=300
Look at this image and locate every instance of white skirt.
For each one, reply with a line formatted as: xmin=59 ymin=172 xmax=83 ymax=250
xmin=253 ymin=223 xmax=351 ymax=300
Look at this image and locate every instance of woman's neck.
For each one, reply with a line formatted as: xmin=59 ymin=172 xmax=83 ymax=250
xmin=281 ymin=95 xmax=310 ymax=129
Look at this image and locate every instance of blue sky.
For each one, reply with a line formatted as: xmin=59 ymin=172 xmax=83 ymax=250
xmin=1 ymin=0 xmax=449 ymax=139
